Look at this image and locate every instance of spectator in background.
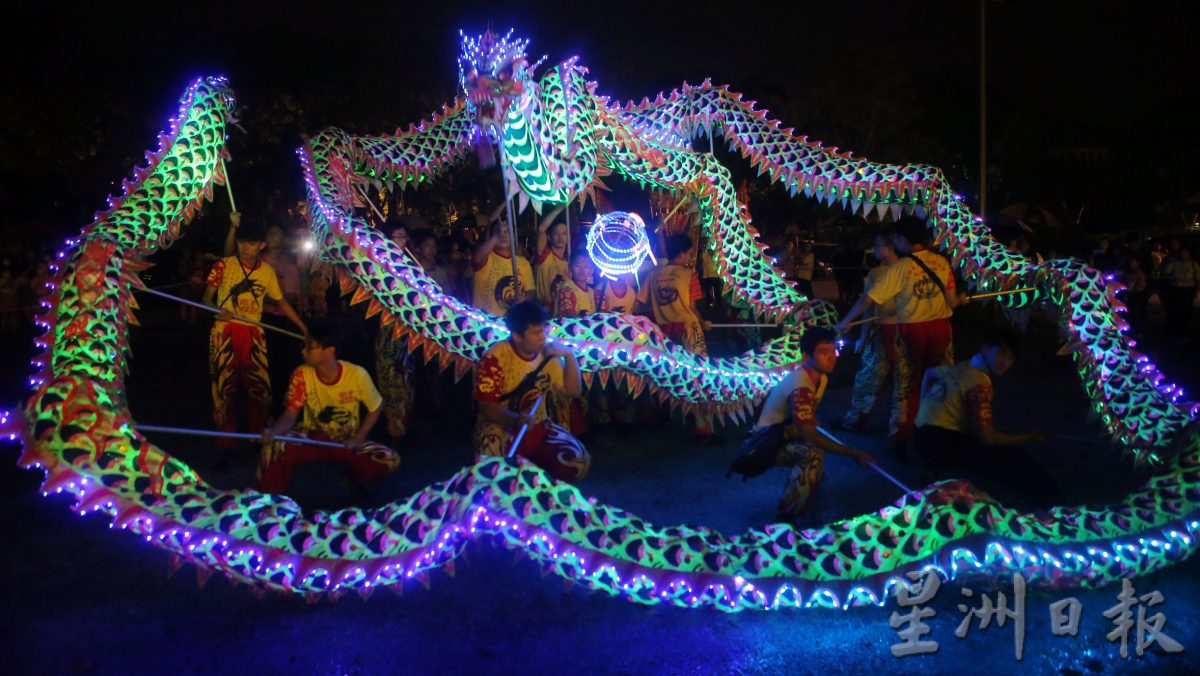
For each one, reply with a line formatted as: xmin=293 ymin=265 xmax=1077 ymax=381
xmin=445 ymin=236 xmax=473 ymax=303
xmin=0 ymin=259 xmax=24 ymax=331
xmin=1123 ymin=257 xmax=1149 ymax=339
xmin=1162 ymin=248 xmax=1199 ymax=341
xmin=1150 ymin=241 xmax=1167 ymax=272
xmin=794 ymin=240 xmax=816 ymax=298
xmin=697 ymin=238 xmax=723 ymax=314
xmin=1091 ymin=236 xmax=1118 ymax=273
xmin=263 ymin=226 xmax=302 ymax=314
xmin=388 ymin=224 xmax=411 ymax=257
xmin=1007 ymin=236 xmax=1042 ymax=333
xmin=27 ymin=258 xmax=53 ymax=321
xmin=178 ymin=247 xmax=208 ymax=324
xmin=413 ymin=231 xmax=452 ymax=289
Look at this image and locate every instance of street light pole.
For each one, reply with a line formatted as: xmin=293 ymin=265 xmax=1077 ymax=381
xmin=980 ymin=0 xmax=987 ymax=219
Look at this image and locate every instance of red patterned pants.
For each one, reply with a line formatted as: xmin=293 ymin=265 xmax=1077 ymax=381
xmin=891 ymin=319 xmax=953 ymax=443
xmin=843 ymin=323 xmax=898 ymax=429
xmin=474 ymin=418 xmax=591 ymax=482
xmin=209 ymin=322 xmax=271 ymax=449
xmin=257 ymin=430 xmax=401 ymax=494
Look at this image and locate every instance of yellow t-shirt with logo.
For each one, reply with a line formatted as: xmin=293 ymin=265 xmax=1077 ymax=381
xmin=473 ymin=251 xmax=534 ymax=316
xmin=473 ymin=341 xmax=566 ymax=422
xmin=700 ymin=249 xmax=718 ymax=279
xmin=555 ymin=278 xmax=597 ymax=316
xmin=599 ymin=279 xmax=637 ymax=314
xmin=206 ymin=256 xmax=284 ymax=326
xmin=535 ymin=247 xmax=569 ymax=308
xmin=283 ymin=361 xmax=383 ymax=441
xmin=866 ymin=248 xmax=954 ymax=324
xmin=755 ymin=365 xmax=828 ymax=439
xmin=639 ymin=264 xmax=702 ymax=326
xmin=916 ymin=359 xmax=993 ymax=433
xmin=866 ymin=265 xmax=898 ymax=325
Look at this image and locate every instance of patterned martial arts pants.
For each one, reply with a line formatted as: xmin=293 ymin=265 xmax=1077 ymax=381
xmin=474 ymin=419 xmax=591 ymax=482
xmin=843 ymin=324 xmax=897 ymax=429
xmin=209 ymin=322 xmax=271 ymax=449
xmin=257 ymin=430 xmax=401 ymax=494
xmin=777 ymin=440 xmax=825 ymax=517
xmin=375 ymin=328 xmax=414 ymax=438
xmin=891 ymin=318 xmax=954 ymax=443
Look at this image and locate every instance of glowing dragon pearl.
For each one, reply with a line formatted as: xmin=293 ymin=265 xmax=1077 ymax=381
xmin=586 ymin=211 xmax=654 ymax=279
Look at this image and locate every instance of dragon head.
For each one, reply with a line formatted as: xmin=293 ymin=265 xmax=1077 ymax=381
xmin=458 ymin=28 xmax=542 ymax=129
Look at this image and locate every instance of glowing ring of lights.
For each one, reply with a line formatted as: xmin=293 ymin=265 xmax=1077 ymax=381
xmin=586 ymin=211 xmax=654 ymax=279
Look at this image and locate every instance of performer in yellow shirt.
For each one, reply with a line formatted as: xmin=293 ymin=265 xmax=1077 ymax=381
xmin=472 ymin=220 xmax=534 ymax=316
xmin=837 ymin=218 xmax=960 ymax=448
xmin=842 ymin=233 xmax=901 ymax=429
xmin=550 ymin=251 xmax=597 ymax=435
xmin=915 ymin=330 xmax=1056 ymax=500
xmin=591 ymin=268 xmax=639 ymax=427
xmin=473 ymin=301 xmax=590 ymax=481
xmin=202 ymin=222 xmax=306 ymax=450
xmin=639 ymin=233 xmax=717 ymax=440
xmin=639 ymin=233 xmax=710 ymax=353
xmin=597 ymin=271 xmax=638 ymax=315
xmin=732 ymin=328 xmax=872 ymax=518
xmin=554 ymin=251 xmax=597 ymax=317
xmin=534 ymin=204 xmax=569 ymax=309
xmin=258 ymin=319 xmax=399 ymax=494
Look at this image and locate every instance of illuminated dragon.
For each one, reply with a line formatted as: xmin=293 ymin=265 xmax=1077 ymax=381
xmin=6 ymin=28 xmax=1198 ymax=611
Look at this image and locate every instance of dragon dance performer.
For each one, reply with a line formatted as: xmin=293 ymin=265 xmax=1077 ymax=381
xmin=841 ymin=232 xmax=900 ymax=429
xmin=473 ymin=219 xmax=534 ymax=316
xmin=534 ymin=204 xmax=569 ymax=309
xmin=202 ymin=221 xmax=306 ymax=449
xmin=837 ymin=219 xmax=959 ymax=452
xmin=915 ymin=329 xmax=1058 ymax=500
xmin=473 ymin=301 xmax=590 ymax=481
xmin=374 ymin=224 xmax=418 ymax=442
xmin=592 ymin=269 xmax=639 ymax=427
xmin=597 ymin=270 xmax=638 ymax=315
xmin=551 ymin=250 xmax=597 ymax=436
xmin=730 ymin=328 xmax=873 ymax=518
xmin=554 ymin=250 xmax=597 ymax=317
xmin=639 ymin=233 xmax=717 ymax=440
xmin=258 ymin=319 xmax=399 ymax=494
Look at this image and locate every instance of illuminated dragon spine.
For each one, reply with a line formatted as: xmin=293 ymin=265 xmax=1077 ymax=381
xmin=9 ymin=27 xmax=1200 ymax=611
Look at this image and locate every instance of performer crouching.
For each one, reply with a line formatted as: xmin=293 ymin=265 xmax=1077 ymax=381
xmin=732 ymin=327 xmax=873 ymax=519
xmin=258 ymin=319 xmax=400 ymax=494
xmin=473 ymin=300 xmax=591 ymax=481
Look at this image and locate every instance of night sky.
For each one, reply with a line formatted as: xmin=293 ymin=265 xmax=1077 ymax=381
xmin=3 ymin=0 xmax=1197 ymax=228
